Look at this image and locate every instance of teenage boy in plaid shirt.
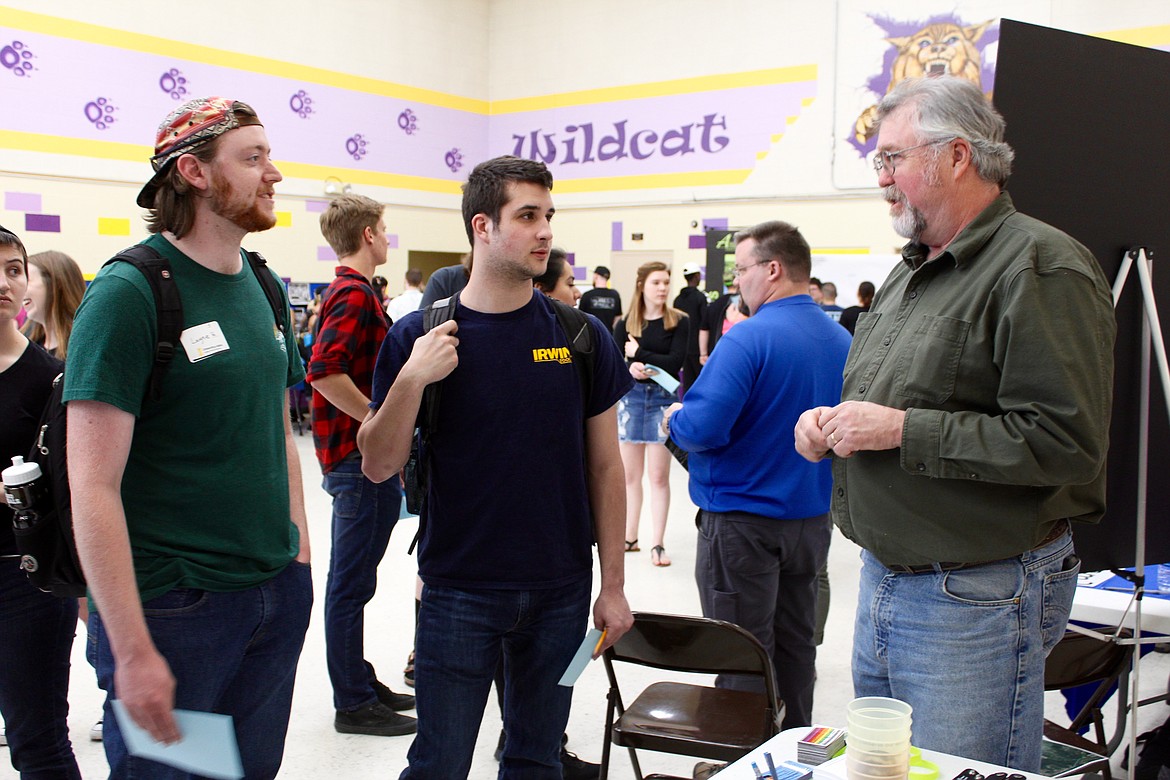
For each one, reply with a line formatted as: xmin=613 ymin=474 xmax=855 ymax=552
xmin=308 ymin=194 xmax=417 ymax=736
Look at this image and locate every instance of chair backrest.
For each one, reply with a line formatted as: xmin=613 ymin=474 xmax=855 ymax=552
xmin=608 ymin=612 xmax=775 ymax=679
xmin=1044 ymin=630 xmax=1134 ymax=691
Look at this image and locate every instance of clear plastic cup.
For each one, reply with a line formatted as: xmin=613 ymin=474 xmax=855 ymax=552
xmin=846 ymin=697 xmax=913 ymax=780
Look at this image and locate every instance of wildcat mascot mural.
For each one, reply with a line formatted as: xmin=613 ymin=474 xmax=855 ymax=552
xmin=854 ymin=19 xmax=994 ymax=143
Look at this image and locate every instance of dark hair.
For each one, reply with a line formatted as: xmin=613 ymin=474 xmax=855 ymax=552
xmin=405 ymin=268 xmax=423 ymax=286
xmin=0 ymin=225 xmax=27 ymax=271
xmin=533 ymin=248 xmax=568 ymax=292
xmin=461 ymin=156 xmax=553 ymax=247
xmin=733 ymin=221 xmax=812 ymax=283
xmin=145 ymin=101 xmax=262 ymax=238
xmin=858 ymin=281 xmax=876 ymax=306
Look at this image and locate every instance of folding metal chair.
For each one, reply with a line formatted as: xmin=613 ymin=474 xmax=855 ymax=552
xmin=600 ymin=612 xmax=783 ymax=780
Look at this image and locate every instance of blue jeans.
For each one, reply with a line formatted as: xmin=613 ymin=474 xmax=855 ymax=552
xmin=322 ymin=458 xmax=403 ymax=710
xmin=617 ymin=382 xmax=674 ymax=444
xmin=88 ymin=560 xmax=313 ymax=779
xmin=0 ymin=557 xmax=81 ymax=780
xmin=401 ymin=579 xmax=591 ymax=780
xmin=852 ymin=530 xmax=1079 ymax=770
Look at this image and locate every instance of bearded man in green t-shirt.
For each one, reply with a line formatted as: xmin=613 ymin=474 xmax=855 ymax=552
xmin=65 ymin=97 xmax=312 ymax=779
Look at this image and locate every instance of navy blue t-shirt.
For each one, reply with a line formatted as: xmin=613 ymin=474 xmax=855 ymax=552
xmin=371 ymin=291 xmax=632 ymax=589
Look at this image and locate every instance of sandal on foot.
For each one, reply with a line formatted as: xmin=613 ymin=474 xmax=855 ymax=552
xmin=651 ymin=545 xmax=672 ymax=567
xmin=625 ymin=539 xmax=640 ymax=553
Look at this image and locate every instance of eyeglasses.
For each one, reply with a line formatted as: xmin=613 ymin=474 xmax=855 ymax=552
xmin=733 ymin=260 xmax=770 ymax=277
xmin=872 ymin=138 xmax=954 ymax=174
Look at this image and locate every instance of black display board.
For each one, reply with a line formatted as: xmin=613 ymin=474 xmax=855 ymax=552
xmin=994 ymin=20 xmax=1170 ymax=570
xmin=705 ymin=229 xmax=736 ymax=295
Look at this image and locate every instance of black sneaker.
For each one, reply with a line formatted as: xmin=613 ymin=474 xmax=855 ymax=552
xmin=561 ymin=749 xmax=601 ymax=780
xmin=494 ymin=729 xmax=506 ymax=761
xmin=334 ymin=701 xmax=417 ymax=737
xmin=371 ymin=678 xmax=415 ymax=711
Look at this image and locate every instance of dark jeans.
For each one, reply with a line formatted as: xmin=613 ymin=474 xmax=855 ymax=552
xmin=402 ymin=579 xmax=591 ymax=780
xmin=695 ymin=510 xmax=831 ymax=729
xmin=88 ymin=560 xmax=313 ymax=779
xmin=0 ymin=557 xmax=81 ymax=780
xmin=322 ymin=458 xmax=403 ymax=710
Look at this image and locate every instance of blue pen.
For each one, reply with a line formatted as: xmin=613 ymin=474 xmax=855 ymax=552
xmin=751 ymin=761 xmax=764 ymax=779
xmin=765 ymin=751 xmax=778 ymax=780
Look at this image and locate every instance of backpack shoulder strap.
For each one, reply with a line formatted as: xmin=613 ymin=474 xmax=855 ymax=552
xmin=419 ymin=293 xmax=459 ymax=436
xmin=550 ymin=300 xmax=595 ymax=416
xmin=243 ymin=250 xmax=286 ymax=333
xmin=103 ymin=243 xmax=182 ymax=403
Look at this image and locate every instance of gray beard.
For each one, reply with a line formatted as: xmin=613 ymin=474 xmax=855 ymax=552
xmin=885 ymin=186 xmax=927 ymax=241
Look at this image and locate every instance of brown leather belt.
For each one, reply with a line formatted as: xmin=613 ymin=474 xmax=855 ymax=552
xmin=885 ymin=519 xmax=1070 ymax=575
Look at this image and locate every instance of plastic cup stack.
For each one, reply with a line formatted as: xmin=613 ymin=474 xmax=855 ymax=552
xmin=845 ymin=696 xmax=913 ymax=780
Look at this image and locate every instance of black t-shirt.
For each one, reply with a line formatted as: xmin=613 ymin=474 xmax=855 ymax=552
xmin=1 ymin=340 xmax=63 ymax=553
xmin=839 ymin=305 xmax=869 ymax=335
xmin=673 ymin=286 xmax=708 ymax=356
xmin=580 ymin=288 xmax=623 ymax=332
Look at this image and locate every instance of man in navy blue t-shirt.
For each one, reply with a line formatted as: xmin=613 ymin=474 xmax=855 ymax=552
xmin=359 ymin=156 xmax=634 ymax=779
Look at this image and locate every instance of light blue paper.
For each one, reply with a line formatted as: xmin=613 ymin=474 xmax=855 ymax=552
xmin=644 ymin=364 xmax=680 ymax=394
xmin=111 ymin=700 xmax=244 ymax=780
xmin=558 ymin=628 xmax=604 ymax=687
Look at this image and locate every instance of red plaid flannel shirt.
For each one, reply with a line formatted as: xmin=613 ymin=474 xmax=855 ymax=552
xmin=306 ymin=266 xmax=390 ymax=473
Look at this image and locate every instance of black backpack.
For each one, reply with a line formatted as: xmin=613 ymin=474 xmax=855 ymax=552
xmin=11 ymin=243 xmax=286 ymax=598
xmin=402 ymin=293 xmax=595 ymax=552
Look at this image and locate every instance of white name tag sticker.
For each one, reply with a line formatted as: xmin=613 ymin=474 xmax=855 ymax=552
xmin=180 ymin=321 xmax=230 ymax=363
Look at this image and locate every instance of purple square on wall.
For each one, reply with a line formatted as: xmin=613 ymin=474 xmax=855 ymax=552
xmin=688 ymin=235 xmax=706 ymax=249
xmin=611 ymin=222 xmax=623 ymax=252
xmin=703 ymin=218 xmax=729 ymax=230
xmin=566 ymin=252 xmax=576 ymax=266
xmin=25 ymin=214 xmax=61 ymax=233
xmin=5 ymin=192 xmax=41 ymax=212
xmin=306 ymin=200 xmax=329 ymax=213
xmin=317 ymin=245 xmax=337 ymax=262
xmin=387 ymin=234 xmax=399 ymax=249
xmin=573 ymin=265 xmax=587 ymax=281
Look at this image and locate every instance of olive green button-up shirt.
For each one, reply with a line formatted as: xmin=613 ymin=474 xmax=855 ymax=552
xmin=832 ymin=192 xmax=1116 ymax=567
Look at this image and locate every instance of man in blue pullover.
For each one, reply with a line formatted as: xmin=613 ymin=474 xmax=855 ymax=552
xmin=665 ymin=220 xmax=851 ymax=728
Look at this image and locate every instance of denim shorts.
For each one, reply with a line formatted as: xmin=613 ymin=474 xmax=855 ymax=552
xmin=618 ymin=381 xmax=675 ymax=444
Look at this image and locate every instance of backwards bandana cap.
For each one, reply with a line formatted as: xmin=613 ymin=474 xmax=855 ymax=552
xmin=136 ymin=96 xmax=261 ymax=208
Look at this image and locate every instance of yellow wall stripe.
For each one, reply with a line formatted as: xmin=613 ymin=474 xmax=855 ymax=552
xmin=1099 ymin=24 xmax=1170 ymax=47
xmin=0 ymin=130 xmax=463 ymax=195
xmin=491 ymin=65 xmax=818 ymax=114
xmin=0 ymin=6 xmax=488 ymax=113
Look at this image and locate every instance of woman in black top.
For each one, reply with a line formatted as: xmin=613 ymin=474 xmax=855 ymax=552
xmin=614 ymin=261 xmax=688 ymax=567
xmin=0 ymin=226 xmax=81 ymax=778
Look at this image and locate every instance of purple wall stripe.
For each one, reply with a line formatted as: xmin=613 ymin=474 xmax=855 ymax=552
xmin=317 ymin=245 xmax=337 ymax=262
xmin=688 ymin=235 xmax=706 ymax=249
xmin=305 ymin=200 xmax=330 ymax=213
xmin=25 ymin=214 xmax=61 ymax=232
xmin=387 ymin=234 xmax=399 ymax=249
xmin=5 ymin=192 xmax=41 ymax=212
xmin=611 ymin=222 xmax=623 ymax=252
xmin=702 ymin=218 xmax=729 ymax=230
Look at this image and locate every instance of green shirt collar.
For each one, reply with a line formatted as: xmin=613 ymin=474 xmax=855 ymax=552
xmin=901 ymin=191 xmax=1016 ymax=271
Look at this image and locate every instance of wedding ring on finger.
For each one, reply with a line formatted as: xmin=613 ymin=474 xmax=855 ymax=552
xmin=828 ymin=432 xmax=838 ymax=446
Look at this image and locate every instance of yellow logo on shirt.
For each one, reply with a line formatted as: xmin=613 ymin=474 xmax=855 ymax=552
xmin=532 ymin=346 xmax=572 ymax=365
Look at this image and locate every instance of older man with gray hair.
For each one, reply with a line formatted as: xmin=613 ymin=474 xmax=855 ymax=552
xmin=795 ymin=76 xmax=1115 ymax=769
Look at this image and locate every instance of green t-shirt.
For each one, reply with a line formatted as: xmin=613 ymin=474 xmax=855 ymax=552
xmin=64 ymin=235 xmax=306 ymax=602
